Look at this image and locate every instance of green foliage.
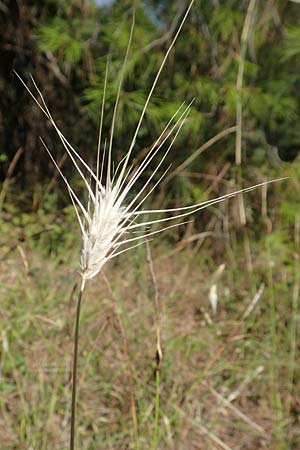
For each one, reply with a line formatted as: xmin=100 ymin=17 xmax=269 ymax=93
xmin=210 ymin=6 xmax=243 ymax=43
xmin=283 ymin=26 xmax=300 ymax=61
xmin=37 ymin=17 xmax=95 ymax=72
xmin=2 ymin=0 xmax=300 ymax=191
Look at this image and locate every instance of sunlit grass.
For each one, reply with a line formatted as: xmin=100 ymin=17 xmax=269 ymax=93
xmin=1 ymin=198 xmax=299 ymax=449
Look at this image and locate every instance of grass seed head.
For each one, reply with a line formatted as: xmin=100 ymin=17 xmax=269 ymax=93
xmin=15 ymin=0 xmax=283 ymax=282
xmin=81 ymin=184 xmax=125 ymax=279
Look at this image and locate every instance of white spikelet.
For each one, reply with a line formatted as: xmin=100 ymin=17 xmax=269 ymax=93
xmin=15 ymin=1 xmax=285 ymax=281
xmin=81 ymin=184 xmax=125 ymax=279
xmin=209 ymin=284 xmax=218 ymax=316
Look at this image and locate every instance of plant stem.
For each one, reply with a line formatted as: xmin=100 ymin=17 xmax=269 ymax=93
xmin=146 ymin=243 xmax=162 ymax=450
xmin=235 ymin=0 xmax=257 ymax=166
xmin=153 ymin=363 xmax=160 ymax=450
xmin=235 ymin=0 xmax=257 ymax=232
xmin=70 ymin=278 xmax=85 ymax=450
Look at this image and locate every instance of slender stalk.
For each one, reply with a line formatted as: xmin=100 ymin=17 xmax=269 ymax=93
xmin=165 ymin=126 xmax=236 ymax=183
xmin=235 ymin=0 xmax=257 ymax=228
xmin=235 ymin=0 xmax=257 ymax=166
xmin=0 ymin=147 xmax=24 ymax=212
xmin=153 ymin=366 xmax=160 ymax=450
xmin=70 ymin=278 xmax=86 ymax=450
xmin=235 ymin=0 xmax=257 ymax=273
xmin=146 ymin=243 xmax=162 ymax=450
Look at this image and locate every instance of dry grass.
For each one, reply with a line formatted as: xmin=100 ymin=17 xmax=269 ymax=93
xmin=1 ymin=206 xmax=299 ymax=450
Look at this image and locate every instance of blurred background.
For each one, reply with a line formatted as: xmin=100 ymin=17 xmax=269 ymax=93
xmin=1 ymin=1 xmax=300 ymax=449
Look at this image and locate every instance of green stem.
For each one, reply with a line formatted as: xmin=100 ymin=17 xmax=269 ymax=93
xmin=70 ymin=279 xmax=85 ymax=450
xmin=152 ymin=367 xmax=160 ymax=450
